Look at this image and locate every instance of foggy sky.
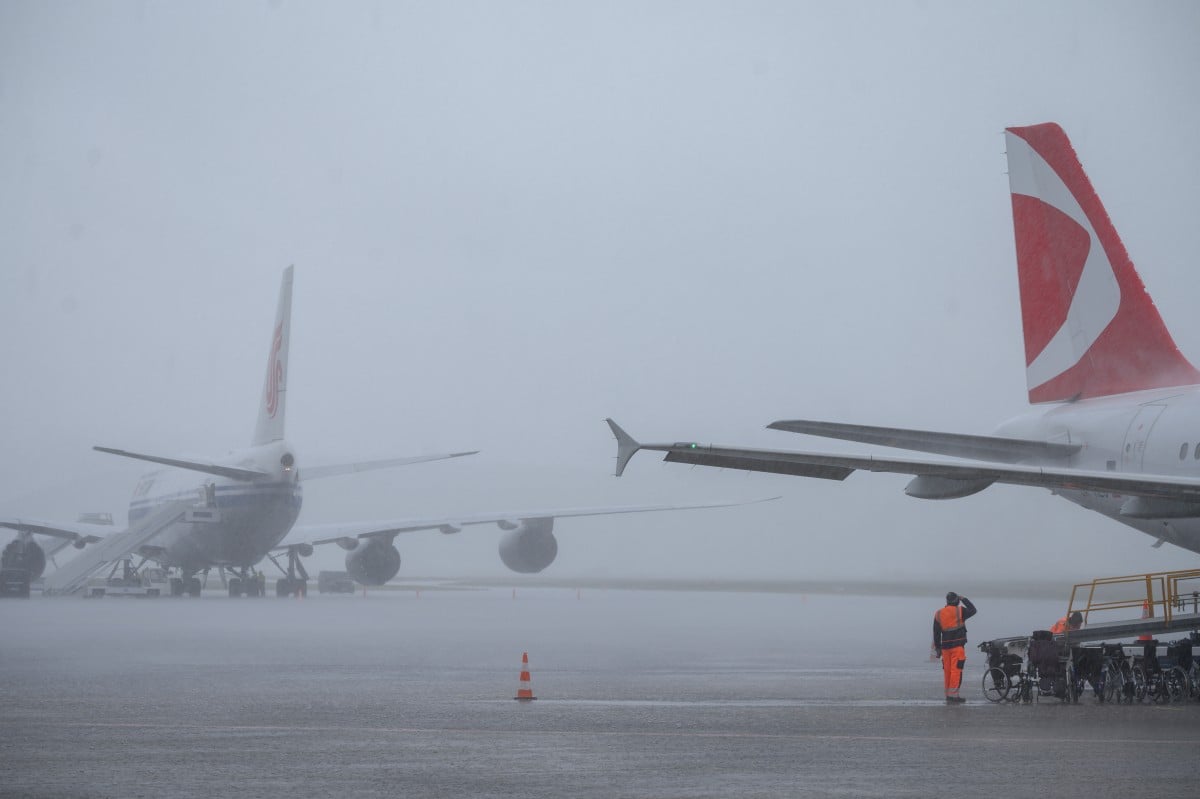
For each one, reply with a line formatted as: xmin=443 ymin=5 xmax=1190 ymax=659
xmin=3 ymin=1 xmax=1200 ymax=582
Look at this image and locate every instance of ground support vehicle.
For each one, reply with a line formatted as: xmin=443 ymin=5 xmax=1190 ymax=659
xmin=84 ymin=561 xmax=168 ymax=598
xmin=0 ymin=567 xmax=31 ymax=598
xmin=317 ymin=570 xmax=355 ymax=594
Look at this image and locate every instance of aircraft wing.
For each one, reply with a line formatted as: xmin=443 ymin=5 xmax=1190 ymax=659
xmin=278 ymin=496 xmax=778 ymax=549
xmin=765 ymin=420 xmax=1081 ymax=462
xmin=0 ymin=517 xmax=109 ymax=546
xmin=301 ymin=451 xmax=479 ymax=480
xmin=605 ymin=419 xmax=1200 ymax=513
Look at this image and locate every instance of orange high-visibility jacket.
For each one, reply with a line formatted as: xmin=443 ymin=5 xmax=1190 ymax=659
xmin=932 ymin=597 xmax=976 ymax=650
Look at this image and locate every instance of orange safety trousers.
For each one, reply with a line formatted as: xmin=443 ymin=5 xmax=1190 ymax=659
xmin=941 ymin=646 xmax=966 ymax=697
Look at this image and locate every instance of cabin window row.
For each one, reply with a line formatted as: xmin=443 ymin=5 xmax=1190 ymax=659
xmin=1178 ymin=443 xmax=1200 ymax=460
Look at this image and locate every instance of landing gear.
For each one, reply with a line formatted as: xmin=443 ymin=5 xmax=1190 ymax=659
xmin=275 ymin=577 xmax=308 ymax=597
xmin=222 ymin=567 xmax=265 ymax=598
xmin=266 ymin=545 xmax=310 ymax=598
xmin=167 ymin=572 xmax=203 ymax=597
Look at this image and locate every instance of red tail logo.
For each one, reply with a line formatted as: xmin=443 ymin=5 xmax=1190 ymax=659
xmin=1005 ymin=123 xmax=1198 ymax=402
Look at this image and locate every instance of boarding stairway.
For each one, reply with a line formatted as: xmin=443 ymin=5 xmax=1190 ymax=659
xmin=41 ymin=501 xmax=193 ymax=596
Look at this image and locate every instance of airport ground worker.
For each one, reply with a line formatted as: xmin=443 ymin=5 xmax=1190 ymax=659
xmin=933 ymin=591 xmax=977 ymax=704
xmin=1050 ymin=611 xmax=1083 ymax=635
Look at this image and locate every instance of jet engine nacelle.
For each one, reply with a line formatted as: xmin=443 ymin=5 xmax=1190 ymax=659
xmin=498 ymin=517 xmax=557 ymax=574
xmin=1 ymin=537 xmax=47 ymax=580
xmin=905 ymin=475 xmax=994 ymax=500
xmin=344 ymin=537 xmax=401 ymax=586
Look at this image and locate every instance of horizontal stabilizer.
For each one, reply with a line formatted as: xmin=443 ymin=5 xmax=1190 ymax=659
xmin=93 ymin=447 xmax=269 ymax=481
xmin=766 ymin=420 xmax=1080 ymax=463
xmin=302 ymin=451 xmax=478 ymax=480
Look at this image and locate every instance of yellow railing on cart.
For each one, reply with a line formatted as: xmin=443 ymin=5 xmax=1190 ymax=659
xmin=1065 ymin=569 xmax=1200 ymax=629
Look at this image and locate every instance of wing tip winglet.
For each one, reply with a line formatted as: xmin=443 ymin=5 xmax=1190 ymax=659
xmin=605 ymin=418 xmax=641 ymax=477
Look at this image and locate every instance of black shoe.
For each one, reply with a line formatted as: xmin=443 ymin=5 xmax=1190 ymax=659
xmin=945 ymin=696 xmax=966 ymax=704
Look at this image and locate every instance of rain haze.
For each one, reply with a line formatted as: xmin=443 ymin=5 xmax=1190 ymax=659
xmin=4 ymin=1 xmax=1200 ymax=586
xmin=6 ymin=5 xmax=1200 ymax=798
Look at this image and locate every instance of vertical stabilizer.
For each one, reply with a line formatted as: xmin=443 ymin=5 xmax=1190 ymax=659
xmin=1004 ymin=124 xmax=1199 ymax=403
xmin=253 ymin=266 xmax=294 ymax=445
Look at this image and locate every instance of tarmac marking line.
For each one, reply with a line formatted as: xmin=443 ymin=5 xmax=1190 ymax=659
xmin=43 ymin=721 xmax=1200 ymax=746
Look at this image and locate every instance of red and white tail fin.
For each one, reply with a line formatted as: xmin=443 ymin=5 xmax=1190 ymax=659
xmin=1004 ymin=123 xmax=1198 ymax=403
xmin=252 ymin=266 xmax=294 ymax=445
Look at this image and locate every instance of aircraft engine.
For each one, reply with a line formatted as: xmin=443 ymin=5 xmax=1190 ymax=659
xmin=904 ymin=475 xmax=994 ymax=500
xmin=2 ymin=537 xmax=47 ymax=579
xmin=498 ymin=517 xmax=557 ymax=574
xmin=344 ymin=537 xmax=401 ymax=586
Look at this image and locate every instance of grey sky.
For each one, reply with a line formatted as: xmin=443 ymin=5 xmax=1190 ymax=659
xmin=3 ymin=1 xmax=1199 ymax=581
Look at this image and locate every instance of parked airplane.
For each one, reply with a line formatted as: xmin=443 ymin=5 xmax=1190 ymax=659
xmin=1 ymin=267 xmax=763 ymax=597
xmin=608 ymin=122 xmax=1200 ymax=557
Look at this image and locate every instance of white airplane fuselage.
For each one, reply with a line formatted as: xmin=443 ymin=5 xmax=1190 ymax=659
xmin=127 ymin=440 xmax=302 ymax=573
xmin=996 ymin=386 xmax=1200 ymax=551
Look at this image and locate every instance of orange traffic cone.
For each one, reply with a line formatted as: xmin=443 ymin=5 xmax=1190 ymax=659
xmin=1138 ymin=599 xmax=1152 ymax=641
xmin=514 ymin=652 xmax=537 ymax=701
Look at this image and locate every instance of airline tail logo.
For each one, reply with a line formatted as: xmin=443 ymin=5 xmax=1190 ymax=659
xmin=253 ymin=266 xmax=292 ymax=446
xmin=1005 ymin=124 xmax=1198 ymax=403
xmin=264 ymin=322 xmax=284 ymax=418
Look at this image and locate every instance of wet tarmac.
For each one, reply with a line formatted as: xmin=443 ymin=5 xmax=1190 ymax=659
xmin=2 ymin=586 xmax=1198 ymax=798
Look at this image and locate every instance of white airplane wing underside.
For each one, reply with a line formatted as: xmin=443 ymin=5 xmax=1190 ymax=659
xmin=278 ymin=496 xmax=778 ymax=549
